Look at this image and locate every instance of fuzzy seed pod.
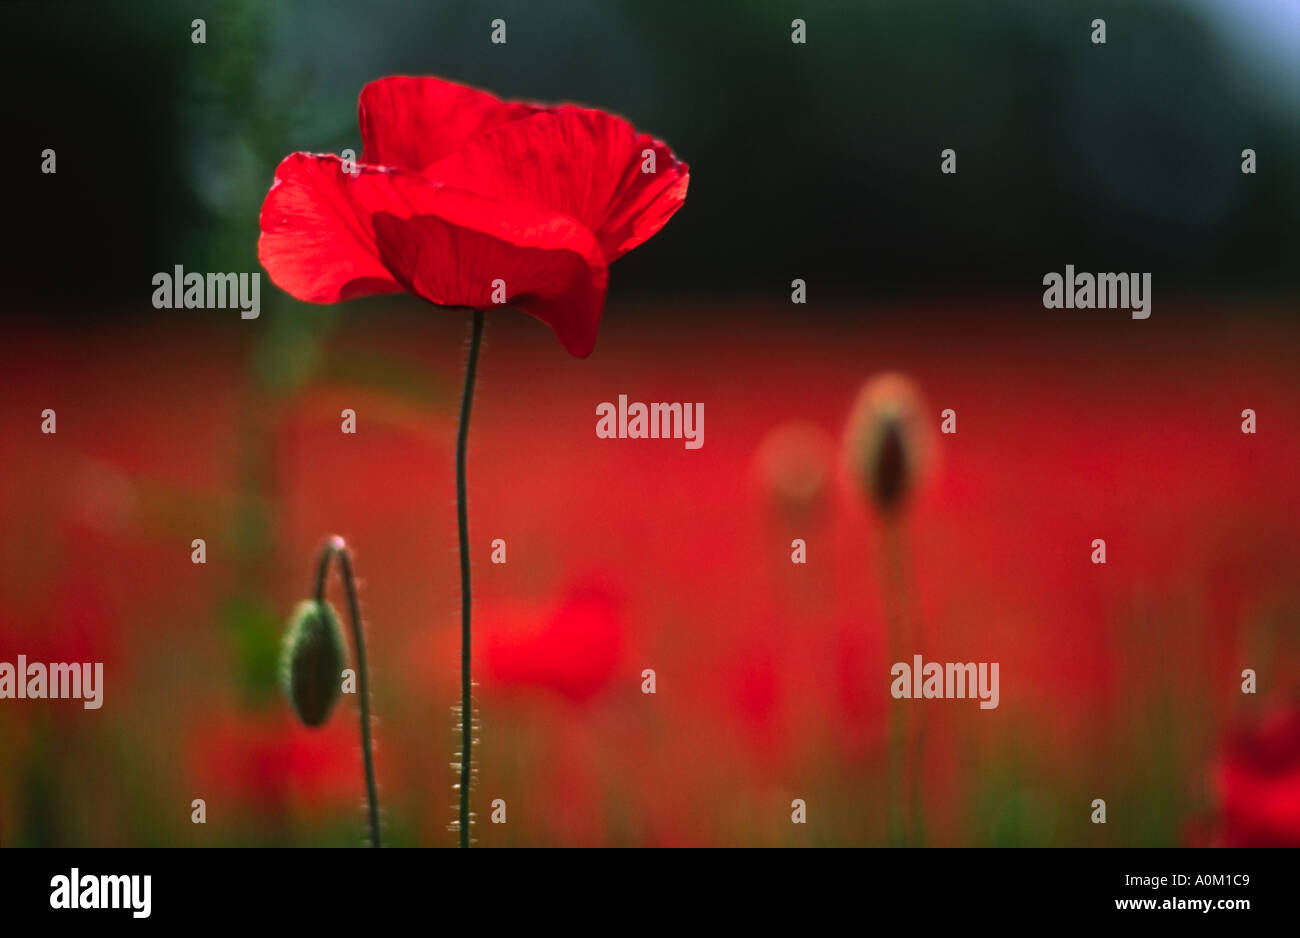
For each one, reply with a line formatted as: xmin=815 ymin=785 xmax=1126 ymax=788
xmin=281 ymin=599 xmax=347 ymax=727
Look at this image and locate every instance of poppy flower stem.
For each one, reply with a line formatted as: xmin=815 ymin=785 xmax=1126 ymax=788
xmin=880 ymin=521 xmax=907 ymax=846
xmin=886 ymin=523 xmax=924 ymax=847
xmin=314 ymin=536 xmax=381 ymax=848
xmin=456 ymin=309 xmax=485 ymax=848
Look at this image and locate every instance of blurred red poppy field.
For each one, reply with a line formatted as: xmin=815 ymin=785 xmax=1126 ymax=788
xmin=2 ymin=297 xmax=1296 ymax=847
xmin=4 ymin=0 xmax=1300 ymax=855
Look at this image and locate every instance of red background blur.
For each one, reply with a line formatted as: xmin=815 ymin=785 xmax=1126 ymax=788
xmin=2 ymin=297 xmax=1296 ymax=846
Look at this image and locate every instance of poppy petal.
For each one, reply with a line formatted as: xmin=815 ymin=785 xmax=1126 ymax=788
xmin=370 ymin=193 xmax=609 ymax=358
xmin=358 ymin=75 xmax=541 ymax=172
xmin=427 ymin=106 xmax=689 ymax=262
xmin=258 ymin=153 xmax=609 ymax=356
xmin=258 ymin=153 xmax=414 ymax=304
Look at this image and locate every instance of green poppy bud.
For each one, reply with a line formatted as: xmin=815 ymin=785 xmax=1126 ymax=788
xmin=281 ymin=599 xmax=347 ymax=727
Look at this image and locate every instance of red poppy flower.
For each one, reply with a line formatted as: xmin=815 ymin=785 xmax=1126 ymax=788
xmin=482 ymin=583 xmax=624 ymax=703
xmin=188 ymin=708 xmax=361 ymax=821
xmin=1212 ymin=703 xmax=1300 ymax=846
xmin=258 ymin=76 xmax=689 ymax=357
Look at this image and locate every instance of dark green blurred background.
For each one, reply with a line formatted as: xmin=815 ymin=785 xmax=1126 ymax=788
xmin=5 ymin=0 xmax=1299 ymax=315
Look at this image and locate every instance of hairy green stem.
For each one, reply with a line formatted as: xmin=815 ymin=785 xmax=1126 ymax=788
xmin=315 ymin=536 xmax=381 ymax=847
xmin=456 ymin=310 xmax=485 ymax=848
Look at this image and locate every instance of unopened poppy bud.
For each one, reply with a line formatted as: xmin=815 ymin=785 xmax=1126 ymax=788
xmin=282 ymin=599 xmax=347 ymax=727
xmin=752 ymin=422 xmax=835 ymax=523
xmin=870 ymin=415 xmax=908 ymax=511
xmin=844 ymin=373 xmax=931 ymax=519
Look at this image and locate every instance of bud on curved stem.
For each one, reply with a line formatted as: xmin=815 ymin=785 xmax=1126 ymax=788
xmin=302 ymin=535 xmax=382 ymax=848
xmin=844 ymin=373 xmax=931 ymax=846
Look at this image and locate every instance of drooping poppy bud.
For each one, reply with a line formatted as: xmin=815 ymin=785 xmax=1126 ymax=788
xmin=281 ymin=599 xmax=347 ymax=727
xmin=843 ymin=373 xmax=932 ymax=519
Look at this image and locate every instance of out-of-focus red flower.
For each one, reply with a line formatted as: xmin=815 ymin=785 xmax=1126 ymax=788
xmin=1212 ymin=703 xmax=1300 ymax=846
xmin=259 ymin=75 xmax=689 ymax=357
xmin=12 ymin=576 xmax=115 ymax=668
xmin=0 ymin=573 xmax=118 ymax=732
xmin=482 ymin=584 xmax=624 ymax=703
xmin=189 ymin=709 xmax=360 ymax=821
